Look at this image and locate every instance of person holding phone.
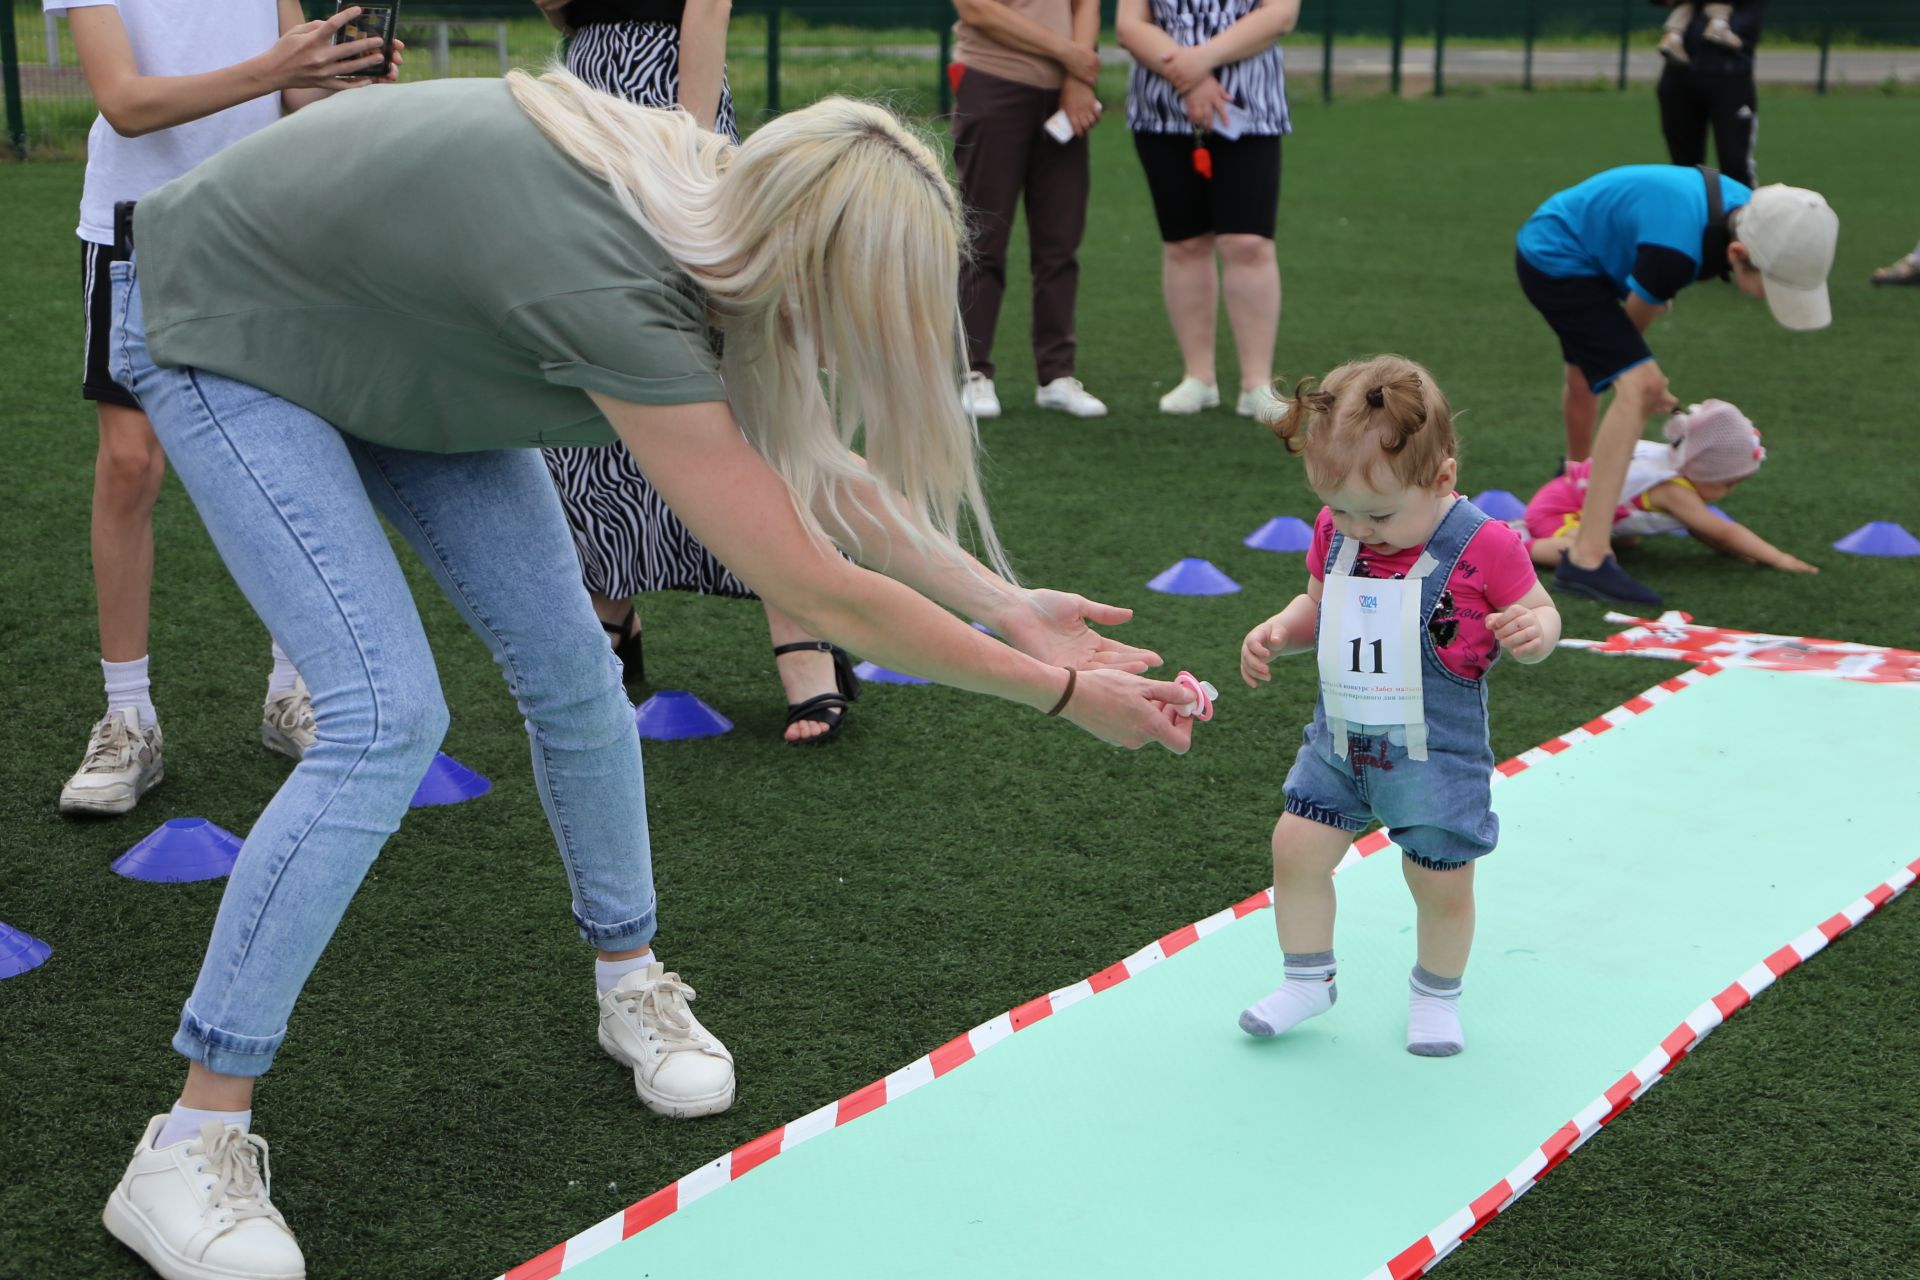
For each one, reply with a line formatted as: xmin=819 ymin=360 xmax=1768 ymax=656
xmin=1117 ymin=0 xmax=1296 ymax=421
xmin=949 ymin=0 xmax=1109 ymax=422
xmin=100 ymin=71 xmax=1196 ymax=1278
xmin=51 ymin=1 xmax=397 ymax=818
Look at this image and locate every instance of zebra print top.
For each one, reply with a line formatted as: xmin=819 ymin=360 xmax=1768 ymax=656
xmin=1126 ymin=0 xmax=1291 ymax=137
xmin=566 ymin=19 xmax=738 ymax=143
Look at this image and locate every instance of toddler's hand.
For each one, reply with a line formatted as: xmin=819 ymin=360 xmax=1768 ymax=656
xmin=1490 ymin=605 xmax=1550 ymax=661
xmin=1240 ymin=615 xmax=1289 ymax=687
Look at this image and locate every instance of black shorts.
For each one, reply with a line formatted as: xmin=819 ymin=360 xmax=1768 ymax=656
xmin=1133 ymin=131 xmax=1281 ymax=243
xmin=1514 ymin=250 xmax=1653 ymax=392
xmin=83 ymin=239 xmax=139 ymax=408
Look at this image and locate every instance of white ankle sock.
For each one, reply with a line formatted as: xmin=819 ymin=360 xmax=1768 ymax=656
xmin=267 ymin=642 xmax=300 ymax=699
xmin=102 ymin=656 xmax=156 ymax=730
xmin=595 ymin=951 xmax=657 ymax=995
xmin=1407 ymin=965 xmax=1464 ymax=1057
xmin=1239 ymin=950 xmax=1337 ymax=1038
xmin=155 ymin=1103 xmax=251 ymax=1150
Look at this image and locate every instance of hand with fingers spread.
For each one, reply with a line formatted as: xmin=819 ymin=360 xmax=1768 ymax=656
xmin=1058 ymin=669 xmax=1196 ymax=753
xmin=262 ymin=7 xmax=394 ymax=90
xmin=996 ymin=588 xmax=1162 ymax=674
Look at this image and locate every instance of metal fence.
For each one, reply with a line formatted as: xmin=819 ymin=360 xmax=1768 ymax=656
xmin=6 ymin=0 xmax=1918 ymax=159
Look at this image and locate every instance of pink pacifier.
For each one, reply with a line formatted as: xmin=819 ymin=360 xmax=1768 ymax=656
xmin=1174 ymin=671 xmax=1218 ymax=721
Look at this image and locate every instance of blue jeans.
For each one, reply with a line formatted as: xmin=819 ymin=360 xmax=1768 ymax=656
xmin=110 ymin=260 xmax=658 ymax=1077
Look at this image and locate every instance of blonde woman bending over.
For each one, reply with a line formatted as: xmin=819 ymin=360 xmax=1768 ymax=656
xmin=99 ymin=73 xmax=1196 ymax=1280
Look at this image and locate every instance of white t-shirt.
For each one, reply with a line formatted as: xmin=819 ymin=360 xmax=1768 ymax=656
xmin=1615 ymin=439 xmax=1688 ymax=538
xmin=48 ymin=0 xmax=285 ymax=244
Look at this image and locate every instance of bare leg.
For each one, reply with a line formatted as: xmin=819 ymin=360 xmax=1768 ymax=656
xmin=93 ymin=404 xmax=168 ymax=665
xmin=1569 ymin=362 xmax=1673 ymax=571
xmin=1402 ymin=858 xmax=1476 ymax=980
xmin=1218 ymin=233 xmax=1280 ymax=392
xmin=1162 ymin=234 xmax=1219 ymax=386
xmin=765 ymin=603 xmax=838 ymax=743
xmin=588 ymin=591 xmax=631 ymax=632
xmin=1270 ymin=813 xmax=1357 ymax=954
xmin=1528 ymin=534 xmax=1574 ymax=569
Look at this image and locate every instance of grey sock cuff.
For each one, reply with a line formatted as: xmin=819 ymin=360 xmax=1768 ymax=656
xmin=1283 ymin=950 xmax=1337 ymax=979
xmin=1410 ymin=964 xmax=1461 ymax=997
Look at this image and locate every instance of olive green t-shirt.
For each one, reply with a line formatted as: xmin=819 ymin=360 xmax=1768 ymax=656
xmin=137 ymin=79 xmax=726 ymax=453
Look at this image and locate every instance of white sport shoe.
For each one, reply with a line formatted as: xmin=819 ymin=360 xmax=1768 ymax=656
xmin=60 ymin=708 xmax=164 ymax=816
xmin=1158 ymin=376 xmax=1220 ymax=415
xmin=1236 ymin=384 xmax=1290 ymax=422
xmin=960 ymin=371 xmax=1001 ymax=419
xmin=1034 ymin=376 xmax=1108 ymax=418
xmin=261 ymin=679 xmax=316 ymax=763
xmin=103 ymin=1117 xmax=305 ymax=1280
xmin=597 ymin=964 xmax=736 ymax=1119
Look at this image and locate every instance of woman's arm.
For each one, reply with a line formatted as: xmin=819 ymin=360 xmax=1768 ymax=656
xmin=1653 ymin=482 xmax=1819 ymax=572
xmin=69 ymin=3 xmax=382 ymax=137
xmin=532 ymin=0 xmax=572 ymax=35
xmin=1114 ymin=0 xmax=1181 ymax=74
xmin=594 ymin=395 xmax=1196 ymax=749
xmin=1158 ymin=0 xmax=1298 ymax=95
xmin=677 ymin=0 xmax=731 ymax=132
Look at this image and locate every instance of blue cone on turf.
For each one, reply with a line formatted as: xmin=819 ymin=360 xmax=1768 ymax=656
xmin=0 ymin=922 xmax=51 ymax=980
xmin=113 ymin=818 xmax=243 ymax=883
xmin=635 ymin=690 xmax=734 ymax=740
xmin=852 ymin=660 xmax=933 ymax=686
xmin=1148 ymin=558 xmax=1241 ymax=596
xmin=1244 ymin=516 xmax=1314 ymax=553
xmin=1833 ymin=521 xmax=1920 ymax=557
xmin=410 ymin=752 xmax=492 ymax=808
xmin=1471 ymin=489 xmax=1527 ymax=522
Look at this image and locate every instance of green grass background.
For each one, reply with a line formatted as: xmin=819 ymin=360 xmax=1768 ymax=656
xmin=2 ymin=88 xmax=1918 ymax=1278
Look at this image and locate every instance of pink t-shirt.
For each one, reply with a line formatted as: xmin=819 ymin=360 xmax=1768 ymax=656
xmin=1306 ymin=504 xmax=1539 ymax=680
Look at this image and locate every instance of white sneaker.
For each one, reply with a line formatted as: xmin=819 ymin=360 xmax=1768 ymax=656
xmin=1158 ymin=376 xmax=1220 ymax=415
xmin=1657 ymin=29 xmax=1690 ymax=64
xmin=597 ymin=963 xmax=736 ymax=1119
xmin=261 ymin=679 xmax=316 ymax=763
xmin=60 ymin=708 xmax=164 ymax=816
xmin=1702 ymin=16 xmax=1742 ymax=49
xmin=103 ymin=1116 xmax=305 ymax=1280
xmin=960 ymin=371 xmax=1001 ymax=419
xmin=1034 ymin=376 xmax=1108 ymax=418
xmin=1236 ymin=384 xmax=1290 ymax=422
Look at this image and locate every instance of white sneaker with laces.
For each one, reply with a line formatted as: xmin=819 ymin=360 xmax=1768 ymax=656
xmin=102 ymin=1117 xmax=305 ymax=1280
xmin=960 ymin=371 xmax=1001 ymax=419
xmin=1236 ymin=384 xmax=1290 ymax=422
xmin=260 ymin=679 xmax=316 ymax=763
xmin=1034 ymin=376 xmax=1108 ymax=418
xmin=1158 ymin=376 xmax=1220 ymax=415
xmin=60 ymin=708 xmax=165 ymax=816
xmin=597 ymin=964 xmax=736 ymax=1118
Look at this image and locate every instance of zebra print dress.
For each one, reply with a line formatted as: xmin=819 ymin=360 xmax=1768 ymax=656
xmin=541 ymin=20 xmax=748 ymax=599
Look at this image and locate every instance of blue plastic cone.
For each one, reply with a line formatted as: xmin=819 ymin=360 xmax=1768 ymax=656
xmin=1147 ymin=558 xmax=1241 ymax=596
xmin=410 ymin=752 xmax=492 ymax=808
xmin=852 ymin=661 xmax=933 ymax=686
xmin=0 ymin=922 xmax=51 ymax=980
xmin=1243 ymin=516 xmax=1314 ymax=553
xmin=1471 ymin=489 xmax=1527 ymax=522
xmin=634 ymin=690 xmax=734 ymax=740
xmin=113 ymin=818 xmax=244 ymax=883
xmin=1833 ymin=521 xmax=1920 ymax=557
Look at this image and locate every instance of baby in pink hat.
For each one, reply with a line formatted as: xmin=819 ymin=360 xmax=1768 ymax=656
xmin=1519 ymin=400 xmax=1817 ymax=575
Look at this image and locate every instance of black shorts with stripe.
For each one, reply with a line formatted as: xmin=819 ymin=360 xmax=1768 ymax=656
xmin=82 ymin=239 xmax=139 ymax=408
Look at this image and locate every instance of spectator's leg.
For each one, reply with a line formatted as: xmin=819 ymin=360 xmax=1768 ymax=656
xmin=1570 ymin=361 xmax=1672 ymax=571
xmin=1162 ymin=235 xmax=1218 ymax=386
xmin=1708 ymin=67 xmax=1759 ymax=188
xmin=1023 ymin=98 xmax=1090 ymax=385
xmin=953 ymin=70 xmax=1034 ymax=381
xmin=92 ymin=403 xmax=166 ymax=668
xmin=1218 ymin=234 xmax=1279 ymax=392
xmin=1656 ymin=64 xmax=1710 ymax=169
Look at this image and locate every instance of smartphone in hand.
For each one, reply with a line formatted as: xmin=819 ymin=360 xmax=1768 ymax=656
xmin=334 ymin=1 xmax=399 ymax=79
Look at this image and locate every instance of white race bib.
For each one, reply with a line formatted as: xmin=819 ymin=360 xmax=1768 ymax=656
xmin=1317 ymin=538 xmax=1439 ymax=760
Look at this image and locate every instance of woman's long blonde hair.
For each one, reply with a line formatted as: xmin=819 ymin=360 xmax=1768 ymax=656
xmin=506 ymin=67 xmax=1009 ymax=579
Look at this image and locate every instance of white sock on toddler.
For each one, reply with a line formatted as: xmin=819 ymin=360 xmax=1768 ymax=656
xmin=1239 ymin=950 xmax=1337 ymax=1038
xmin=1407 ymin=964 xmax=1464 ymax=1057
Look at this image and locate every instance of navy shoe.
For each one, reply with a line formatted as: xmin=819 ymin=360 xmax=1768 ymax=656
xmin=1552 ymin=552 xmax=1663 ymax=607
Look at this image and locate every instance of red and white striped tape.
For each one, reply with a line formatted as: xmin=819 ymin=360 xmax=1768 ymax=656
xmin=495 ymin=663 xmax=1726 ymax=1280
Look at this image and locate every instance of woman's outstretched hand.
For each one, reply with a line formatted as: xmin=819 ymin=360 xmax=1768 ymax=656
xmin=1061 ymin=669 xmax=1196 ymax=752
xmin=996 ymin=589 xmax=1163 ymax=673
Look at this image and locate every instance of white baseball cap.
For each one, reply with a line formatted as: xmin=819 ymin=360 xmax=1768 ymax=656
xmin=1736 ymin=185 xmax=1838 ymax=331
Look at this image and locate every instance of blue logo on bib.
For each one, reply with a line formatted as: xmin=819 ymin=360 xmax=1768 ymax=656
xmin=1359 ymin=594 xmax=1379 ymax=610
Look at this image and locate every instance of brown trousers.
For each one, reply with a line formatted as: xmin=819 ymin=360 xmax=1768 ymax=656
xmin=952 ymin=66 xmax=1090 ymax=384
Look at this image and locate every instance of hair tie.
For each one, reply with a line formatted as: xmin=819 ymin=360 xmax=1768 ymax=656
xmin=1364 ymin=386 xmax=1385 ymax=409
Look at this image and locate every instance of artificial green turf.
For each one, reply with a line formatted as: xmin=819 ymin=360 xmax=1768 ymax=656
xmin=1 ymin=87 xmax=1916 ymax=1280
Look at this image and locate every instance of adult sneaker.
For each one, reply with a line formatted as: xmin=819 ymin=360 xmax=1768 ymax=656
xmin=1158 ymin=376 xmax=1219 ymax=415
xmin=1552 ymin=552 xmax=1663 ymax=607
xmin=102 ymin=1116 xmax=305 ymax=1280
xmin=598 ymin=963 xmax=736 ymax=1119
xmin=261 ymin=679 xmax=316 ymax=763
xmin=1035 ymin=377 xmax=1108 ymax=418
xmin=60 ymin=708 xmax=164 ymax=816
xmin=960 ymin=371 xmax=1001 ymax=419
xmin=1236 ymin=384 xmax=1289 ymax=422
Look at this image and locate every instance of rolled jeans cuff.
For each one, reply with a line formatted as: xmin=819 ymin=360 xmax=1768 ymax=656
xmin=1284 ymin=796 xmax=1369 ymax=833
xmin=575 ymin=903 xmax=657 ymax=951
xmin=173 ymin=1005 xmax=286 ymax=1078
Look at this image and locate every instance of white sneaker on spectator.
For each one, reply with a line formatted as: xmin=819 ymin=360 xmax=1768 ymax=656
xmin=1158 ymin=376 xmax=1219 ymax=415
xmin=261 ymin=679 xmax=316 ymax=763
xmin=960 ymin=371 xmax=1001 ymax=419
xmin=60 ymin=708 xmax=164 ymax=816
xmin=1236 ymin=384 xmax=1289 ymax=422
xmin=103 ymin=1116 xmax=305 ymax=1280
xmin=1035 ymin=377 xmax=1108 ymax=418
xmin=598 ymin=964 xmax=736 ymax=1119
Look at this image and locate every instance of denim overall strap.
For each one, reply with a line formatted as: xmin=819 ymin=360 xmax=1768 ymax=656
xmin=1412 ymin=498 xmax=1494 ymax=690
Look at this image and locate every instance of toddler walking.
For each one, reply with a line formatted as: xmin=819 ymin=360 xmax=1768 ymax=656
xmin=1239 ymin=356 xmax=1560 ymax=1056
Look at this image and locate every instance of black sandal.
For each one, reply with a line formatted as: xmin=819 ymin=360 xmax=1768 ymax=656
xmin=602 ymin=605 xmax=645 ymax=688
xmin=773 ymin=641 xmax=861 ymax=746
